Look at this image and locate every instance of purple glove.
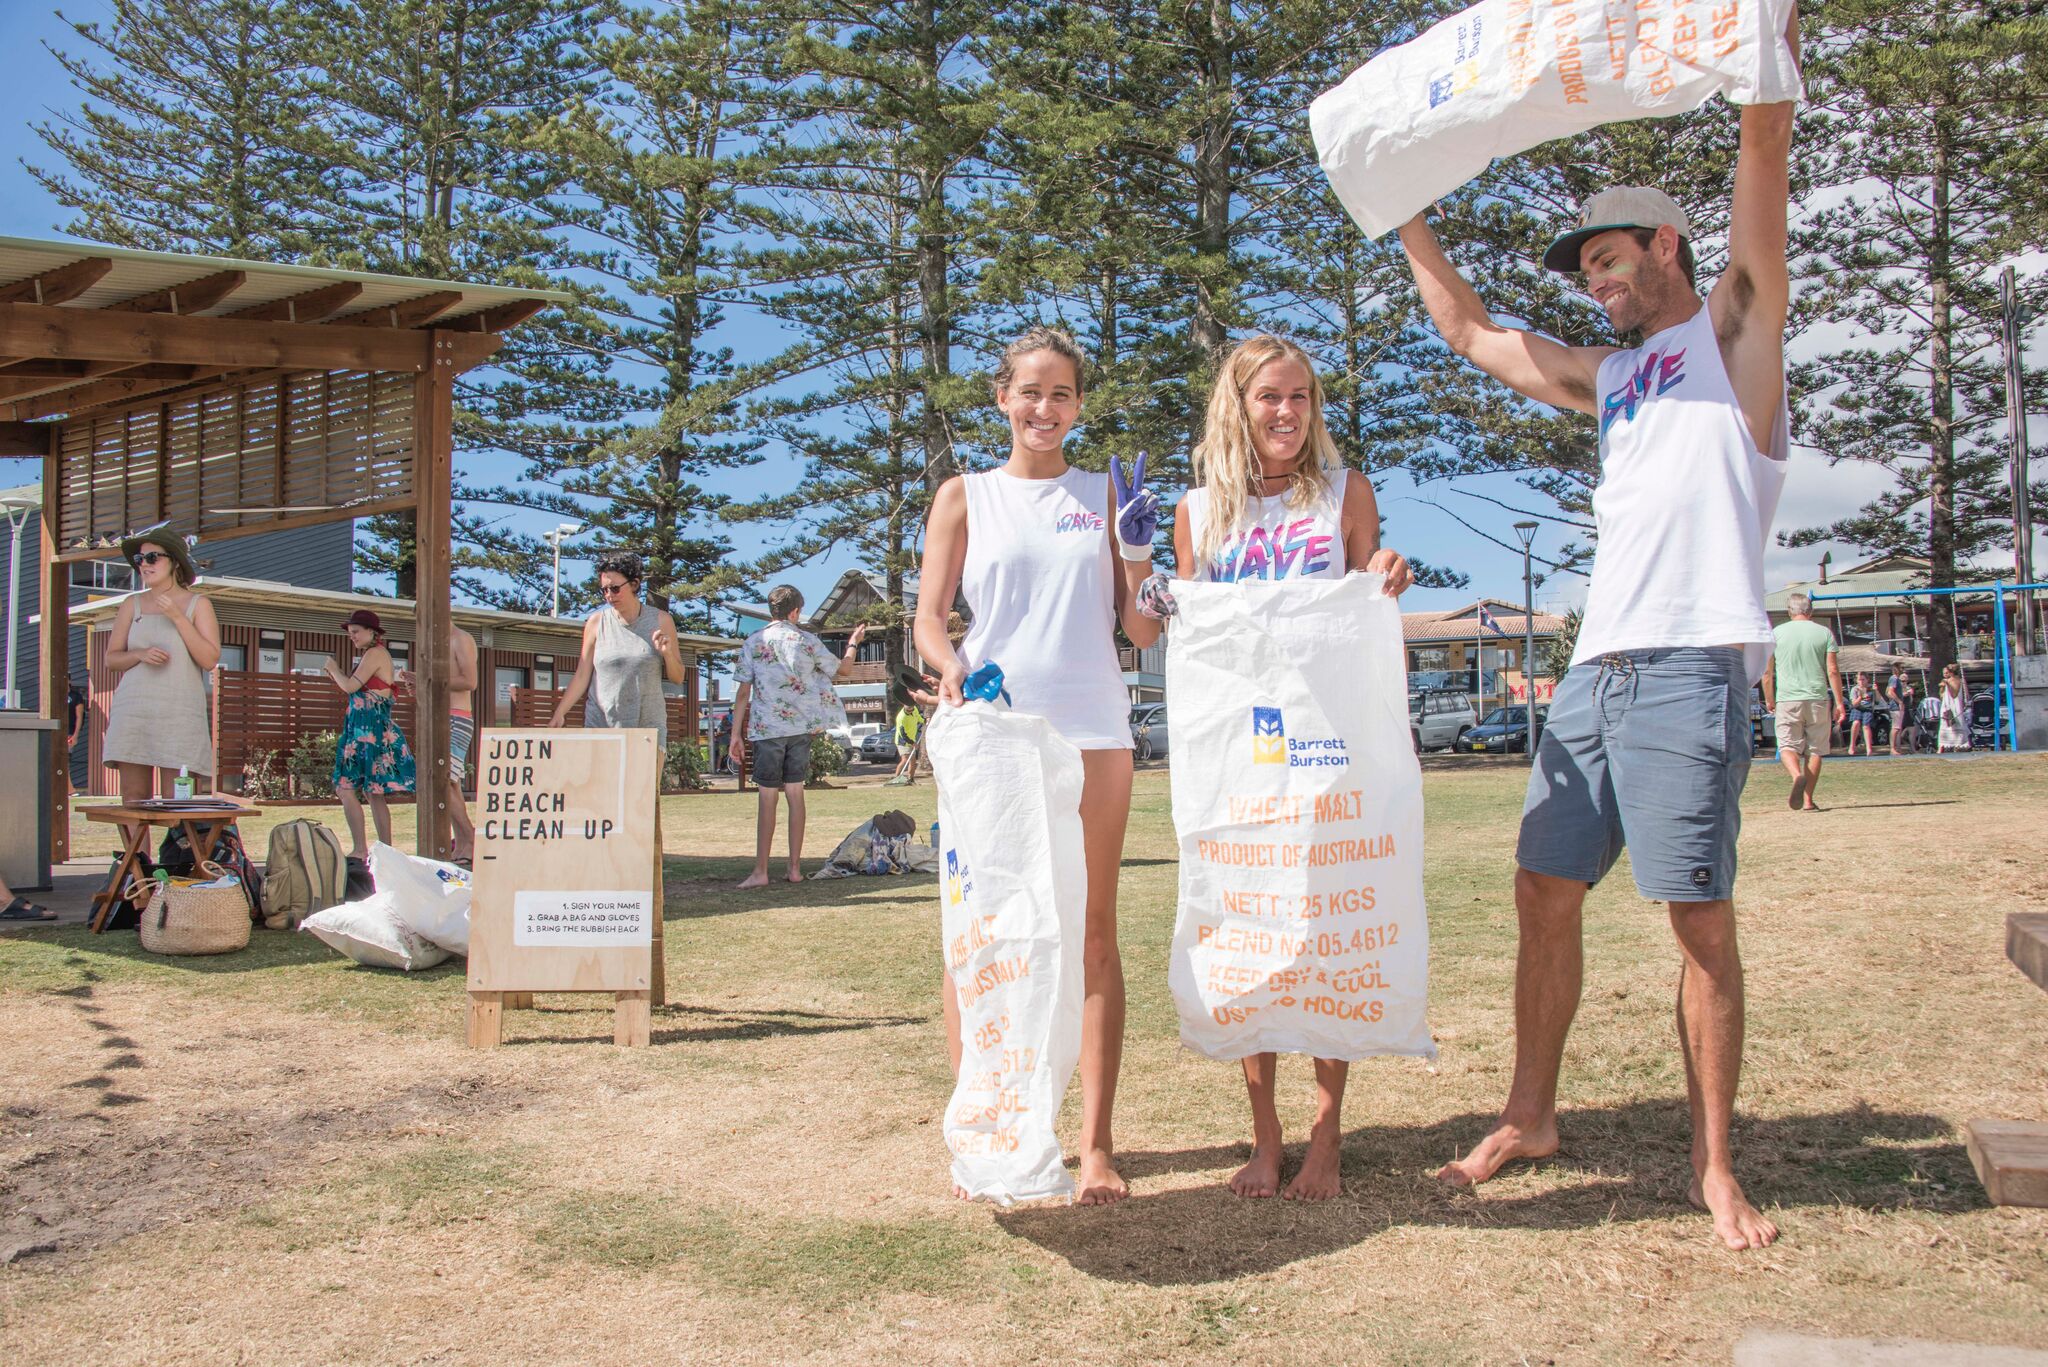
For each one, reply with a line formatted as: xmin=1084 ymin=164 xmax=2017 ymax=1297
xmin=1109 ymin=451 xmax=1159 ymax=561
xmin=1136 ymin=572 xmax=1178 ymax=621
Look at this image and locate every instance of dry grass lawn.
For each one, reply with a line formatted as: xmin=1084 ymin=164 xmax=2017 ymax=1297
xmin=4 ymin=755 xmax=2046 ymax=1365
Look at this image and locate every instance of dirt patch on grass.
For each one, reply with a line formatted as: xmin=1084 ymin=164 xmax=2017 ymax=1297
xmin=0 ymin=964 xmax=534 ymax=1268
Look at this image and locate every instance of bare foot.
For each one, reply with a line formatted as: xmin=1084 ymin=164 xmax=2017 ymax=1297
xmin=1228 ymin=1144 xmax=1283 ymax=1199
xmin=1435 ymin=1116 xmax=1559 ymax=1187
xmin=1802 ymin=802 xmax=1822 ymax=812
xmin=785 ymin=868 xmax=804 ymax=883
xmin=1689 ymin=1167 xmax=1779 ymax=1250
xmin=1282 ymin=1131 xmax=1344 ymax=1201
xmin=1786 ymin=773 xmax=1807 ymax=810
xmin=736 ymin=871 xmax=770 ymax=889
xmin=1076 ymin=1148 xmax=1128 ymax=1206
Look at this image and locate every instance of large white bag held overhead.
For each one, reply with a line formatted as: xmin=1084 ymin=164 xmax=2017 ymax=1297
xmin=1167 ymin=574 xmax=1433 ymax=1062
xmin=928 ymin=700 xmax=1088 ymax=1205
xmin=1311 ymin=0 xmax=1805 ymax=239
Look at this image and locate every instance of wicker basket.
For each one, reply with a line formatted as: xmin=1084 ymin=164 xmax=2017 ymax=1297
xmin=130 ymin=861 xmax=252 ymax=957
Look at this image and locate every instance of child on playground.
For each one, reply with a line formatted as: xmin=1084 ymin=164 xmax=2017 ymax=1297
xmin=1156 ymin=333 xmax=1414 ymax=1201
xmin=913 ymin=326 xmax=1161 ymax=1204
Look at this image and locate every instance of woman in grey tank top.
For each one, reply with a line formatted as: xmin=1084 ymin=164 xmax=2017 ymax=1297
xmin=550 ymin=552 xmax=686 ymax=753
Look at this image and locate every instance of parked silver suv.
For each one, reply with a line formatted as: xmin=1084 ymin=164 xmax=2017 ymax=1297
xmin=1409 ymin=689 xmax=1477 ymax=752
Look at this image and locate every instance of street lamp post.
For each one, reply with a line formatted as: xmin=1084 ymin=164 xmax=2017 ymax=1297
xmin=543 ymin=522 xmax=584 ymax=617
xmin=1515 ymin=521 xmax=1539 ymax=760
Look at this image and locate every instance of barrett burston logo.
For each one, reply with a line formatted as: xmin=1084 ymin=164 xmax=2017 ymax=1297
xmin=1054 ymin=510 xmax=1106 ymax=534
xmin=1426 ymin=14 xmax=1483 ymax=108
xmin=1600 ymin=346 xmax=1688 ymax=436
xmin=1250 ymin=705 xmax=1351 ymax=770
xmin=1251 ymin=707 xmax=1286 ymax=764
xmin=946 ymin=848 xmax=972 ymax=907
xmin=1210 ymin=517 xmax=1335 ymax=582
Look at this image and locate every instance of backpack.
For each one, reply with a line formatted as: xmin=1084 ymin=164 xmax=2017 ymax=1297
xmin=261 ymin=820 xmax=349 ymax=930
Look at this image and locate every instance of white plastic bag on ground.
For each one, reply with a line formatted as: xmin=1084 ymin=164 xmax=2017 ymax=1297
xmin=1311 ymin=0 xmax=1805 ymax=239
xmin=1166 ymin=574 xmax=1433 ymax=1061
xmin=367 ymin=842 xmax=471 ymax=955
xmin=927 ymin=700 xmax=1087 ymax=1204
xmin=301 ymin=891 xmax=452 ymax=972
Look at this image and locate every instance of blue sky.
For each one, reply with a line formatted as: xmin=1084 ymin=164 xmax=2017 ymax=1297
xmin=0 ymin=2 xmax=1928 ymax=635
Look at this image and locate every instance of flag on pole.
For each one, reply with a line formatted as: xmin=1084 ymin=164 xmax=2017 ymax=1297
xmin=1477 ymin=602 xmax=1508 ymax=637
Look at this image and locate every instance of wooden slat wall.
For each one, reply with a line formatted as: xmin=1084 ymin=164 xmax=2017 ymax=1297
xmin=211 ymin=670 xmax=419 ymax=790
xmin=56 ymin=370 xmax=415 ymax=548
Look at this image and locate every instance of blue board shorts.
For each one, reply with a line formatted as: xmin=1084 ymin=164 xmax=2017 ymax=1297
xmin=1516 ymin=647 xmax=1751 ymax=903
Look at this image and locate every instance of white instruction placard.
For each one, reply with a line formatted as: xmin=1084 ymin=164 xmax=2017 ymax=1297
xmin=513 ymin=889 xmax=654 ymax=947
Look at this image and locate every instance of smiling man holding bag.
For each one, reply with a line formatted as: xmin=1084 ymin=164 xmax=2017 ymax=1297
xmin=1372 ymin=3 xmax=1803 ymax=1252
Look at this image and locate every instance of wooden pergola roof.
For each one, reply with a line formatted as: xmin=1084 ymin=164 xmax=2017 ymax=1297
xmin=0 ymin=233 xmax=565 ymax=428
xmin=9 ymin=233 xmax=565 ymax=866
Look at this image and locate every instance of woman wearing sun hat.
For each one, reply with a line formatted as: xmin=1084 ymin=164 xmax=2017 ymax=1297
xmin=323 ymin=608 xmax=416 ymax=860
xmin=101 ymin=528 xmax=221 ymax=805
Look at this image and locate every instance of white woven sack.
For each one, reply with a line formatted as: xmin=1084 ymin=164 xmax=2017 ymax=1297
xmin=1166 ymin=574 xmax=1434 ymax=1062
xmin=367 ymin=842 xmax=472 ymax=955
xmin=928 ymin=700 xmax=1087 ymax=1205
xmin=1311 ymin=0 xmax=1804 ymax=239
xmin=301 ymin=891 xmax=451 ymax=972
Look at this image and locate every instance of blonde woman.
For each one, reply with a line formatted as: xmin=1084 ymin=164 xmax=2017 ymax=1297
xmin=1160 ymin=334 xmax=1412 ymax=1202
xmin=913 ymin=326 xmax=1161 ymax=1205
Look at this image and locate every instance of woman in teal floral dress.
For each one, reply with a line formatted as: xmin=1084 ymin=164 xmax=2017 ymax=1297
xmin=323 ymin=609 xmax=416 ymax=860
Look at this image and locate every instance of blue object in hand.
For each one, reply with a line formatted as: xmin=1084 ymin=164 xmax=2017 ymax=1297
xmin=963 ymin=661 xmax=1011 ymax=706
xmin=1109 ymin=450 xmax=1159 ymax=559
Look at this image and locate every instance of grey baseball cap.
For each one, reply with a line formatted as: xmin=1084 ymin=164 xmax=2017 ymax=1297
xmin=1543 ymin=186 xmax=1692 ymax=273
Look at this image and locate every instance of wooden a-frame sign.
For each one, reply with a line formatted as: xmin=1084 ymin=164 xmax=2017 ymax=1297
xmin=466 ymin=727 xmax=666 ymax=1047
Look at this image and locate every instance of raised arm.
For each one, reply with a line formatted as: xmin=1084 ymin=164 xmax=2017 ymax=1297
xmin=912 ymin=477 xmax=970 ymax=706
xmin=831 ymin=622 xmax=870 ymax=681
xmin=1398 ymin=214 xmax=1611 ymax=416
xmin=1709 ymin=8 xmax=1798 ymax=454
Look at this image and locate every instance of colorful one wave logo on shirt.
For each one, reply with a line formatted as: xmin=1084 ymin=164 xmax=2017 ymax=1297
xmin=1600 ymin=346 xmax=1688 ymax=436
xmin=945 ymin=848 xmax=972 ymax=907
xmin=1054 ymin=511 xmax=1106 ymax=533
xmin=1209 ymin=517 xmax=1334 ymax=581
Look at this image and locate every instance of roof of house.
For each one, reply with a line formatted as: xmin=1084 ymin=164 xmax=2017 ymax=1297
xmin=733 ymin=568 xmax=928 ymax=631
xmin=1766 ymin=555 xmax=2008 ymax=615
xmin=62 ymin=574 xmax=741 ymax=652
xmin=0 ymin=235 xmax=569 ymax=327
xmin=1401 ymin=598 xmax=1568 ymax=643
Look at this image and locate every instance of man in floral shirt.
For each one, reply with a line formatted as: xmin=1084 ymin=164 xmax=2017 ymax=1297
xmin=733 ymin=585 xmax=868 ymax=887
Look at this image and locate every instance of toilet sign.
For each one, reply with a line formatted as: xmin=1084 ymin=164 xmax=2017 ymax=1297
xmin=466 ymin=728 xmax=664 ymax=1047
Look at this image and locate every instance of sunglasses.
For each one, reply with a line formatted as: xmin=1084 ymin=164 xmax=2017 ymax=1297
xmin=135 ymin=551 xmax=170 ymax=566
xmin=599 ymin=580 xmax=633 ymax=597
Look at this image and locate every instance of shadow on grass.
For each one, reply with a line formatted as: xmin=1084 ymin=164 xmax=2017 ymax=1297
xmin=998 ymin=1101 xmax=1975 ymax=1285
xmin=1816 ymin=799 xmax=1963 ymax=810
xmin=506 ymin=1001 xmax=928 ymax=1047
xmin=20 ymin=924 xmax=468 ymax=979
xmin=663 ymin=860 xmax=935 ymax=919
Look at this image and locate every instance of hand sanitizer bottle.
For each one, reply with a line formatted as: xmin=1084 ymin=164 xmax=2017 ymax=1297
xmin=173 ymin=766 xmax=194 ymax=800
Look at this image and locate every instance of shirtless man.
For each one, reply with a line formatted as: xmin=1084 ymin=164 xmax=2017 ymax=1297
xmin=398 ymin=622 xmax=480 ymax=861
xmin=1395 ymin=11 xmax=1799 ymax=1251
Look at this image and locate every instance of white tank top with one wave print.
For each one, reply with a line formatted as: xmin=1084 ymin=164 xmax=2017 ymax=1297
xmin=958 ymin=466 xmax=1132 ymax=750
xmin=1180 ymin=485 xmax=1347 ymax=583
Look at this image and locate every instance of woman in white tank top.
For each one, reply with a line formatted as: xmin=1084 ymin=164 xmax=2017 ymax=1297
xmin=1166 ymin=334 xmax=1414 ymax=1203
xmin=914 ymin=327 xmax=1162 ymax=1205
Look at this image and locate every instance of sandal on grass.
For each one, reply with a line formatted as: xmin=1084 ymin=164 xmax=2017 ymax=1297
xmin=0 ymin=896 xmax=56 ymax=922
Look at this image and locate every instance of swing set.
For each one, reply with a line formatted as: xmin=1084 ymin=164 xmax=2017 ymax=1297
xmin=1809 ymin=581 xmax=2048 ymax=752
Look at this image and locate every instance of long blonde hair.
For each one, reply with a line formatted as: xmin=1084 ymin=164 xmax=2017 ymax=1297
xmin=1190 ymin=334 xmax=1341 ymax=568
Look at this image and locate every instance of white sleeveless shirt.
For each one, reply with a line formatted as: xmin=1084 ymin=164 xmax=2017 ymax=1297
xmin=1180 ymin=485 xmax=1347 ymax=583
xmin=1572 ymin=303 xmax=1789 ymax=683
xmin=958 ymin=467 xmax=1131 ymax=749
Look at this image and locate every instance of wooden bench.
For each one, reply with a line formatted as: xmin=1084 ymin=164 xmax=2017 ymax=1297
xmin=1966 ymin=913 xmax=2048 ymax=1207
